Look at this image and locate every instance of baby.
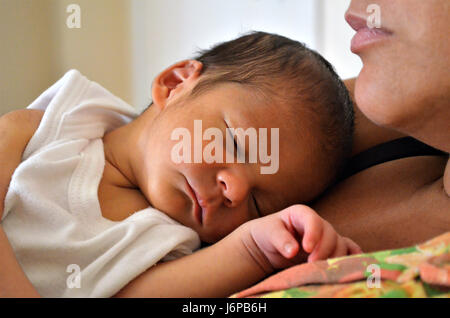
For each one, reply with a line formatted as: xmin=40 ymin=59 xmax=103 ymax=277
xmin=0 ymin=32 xmax=360 ymax=298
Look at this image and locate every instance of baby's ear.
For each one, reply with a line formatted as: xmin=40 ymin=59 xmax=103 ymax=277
xmin=151 ymin=60 xmax=203 ymax=110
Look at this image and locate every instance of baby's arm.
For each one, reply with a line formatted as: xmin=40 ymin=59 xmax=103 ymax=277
xmin=114 ymin=226 xmax=270 ymax=298
xmin=0 ymin=109 xmax=44 ymax=297
xmin=114 ymin=205 xmax=361 ymax=298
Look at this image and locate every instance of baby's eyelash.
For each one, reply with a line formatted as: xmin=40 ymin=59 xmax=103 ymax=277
xmin=232 ymin=133 xmax=238 ymax=150
xmin=224 ymin=120 xmax=239 ymax=151
xmin=252 ymin=193 xmax=261 ymax=217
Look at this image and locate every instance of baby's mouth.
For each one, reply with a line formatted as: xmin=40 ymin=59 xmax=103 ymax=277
xmin=185 ymin=177 xmax=203 ymax=226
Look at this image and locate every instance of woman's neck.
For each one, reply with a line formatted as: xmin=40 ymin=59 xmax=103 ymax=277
xmin=344 ymin=78 xmax=449 ymax=196
xmin=404 ymin=102 xmax=450 ymax=154
xmin=344 ymin=79 xmax=406 ymax=156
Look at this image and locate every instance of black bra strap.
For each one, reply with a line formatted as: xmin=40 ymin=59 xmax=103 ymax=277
xmin=340 ymin=137 xmax=448 ymax=180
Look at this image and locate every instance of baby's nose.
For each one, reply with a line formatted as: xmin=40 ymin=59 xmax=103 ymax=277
xmin=216 ymin=169 xmax=250 ymax=208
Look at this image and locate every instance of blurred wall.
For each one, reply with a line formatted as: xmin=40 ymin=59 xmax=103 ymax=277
xmin=1 ymin=0 xmax=361 ymax=115
xmin=0 ymin=0 xmax=54 ymax=114
xmin=49 ymin=0 xmax=132 ymax=104
xmin=0 ymin=0 xmax=132 ymax=115
xmin=319 ymin=0 xmax=362 ymax=79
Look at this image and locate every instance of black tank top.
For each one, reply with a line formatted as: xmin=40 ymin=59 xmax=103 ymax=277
xmin=340 ymin=137 xmax=448 ymax=181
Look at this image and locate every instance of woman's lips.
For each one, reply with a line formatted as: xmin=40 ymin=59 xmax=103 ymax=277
xmin=345 ymin=13 xmax=392 ymax=53
xmin=350 ymin=27 xmax=392 ymax=53
xmin=185 ymin=178 xmax=203 ymax=226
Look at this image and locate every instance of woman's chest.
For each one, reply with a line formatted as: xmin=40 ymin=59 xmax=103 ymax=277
xmin=313 ymin=156 xmax=449 ymax=251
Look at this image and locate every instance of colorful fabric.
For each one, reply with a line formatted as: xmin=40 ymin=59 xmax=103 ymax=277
xmin=233 ymin=232 xmax=450 ymax=298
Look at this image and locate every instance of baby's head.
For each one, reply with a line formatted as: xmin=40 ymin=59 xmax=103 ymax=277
xmin=137 ymin=31 xmax=353 ymax=243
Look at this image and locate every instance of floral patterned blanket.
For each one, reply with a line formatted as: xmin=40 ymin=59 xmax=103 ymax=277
xmin=233 ymin=232 xmax=450 ymax=298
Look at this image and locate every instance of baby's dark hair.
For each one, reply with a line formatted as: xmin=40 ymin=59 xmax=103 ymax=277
xmin=190 ymin=31 xmax=354 ymax=180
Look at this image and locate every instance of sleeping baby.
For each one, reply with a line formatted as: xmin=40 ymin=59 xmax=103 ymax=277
xmin=0 ymin=31 xmax=361 ymax=298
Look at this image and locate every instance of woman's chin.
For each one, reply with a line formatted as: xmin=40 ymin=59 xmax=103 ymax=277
xmin=354 ymin=67 xmax=408 ymax=129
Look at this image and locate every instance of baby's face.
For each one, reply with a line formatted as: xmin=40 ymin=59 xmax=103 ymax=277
xmin=141 ymin=83 xmax=329 ymax=243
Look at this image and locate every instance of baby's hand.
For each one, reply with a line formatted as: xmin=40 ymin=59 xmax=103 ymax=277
xmin=240 ymin=205 xmax=362 ymax=271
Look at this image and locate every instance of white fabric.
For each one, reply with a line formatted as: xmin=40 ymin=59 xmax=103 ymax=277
xmin=1 ymin=69 xmax=200 ymax=297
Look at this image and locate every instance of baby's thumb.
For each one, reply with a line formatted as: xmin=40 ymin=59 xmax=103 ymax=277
xmin=271 ymin=228 xmax=299 ymax=259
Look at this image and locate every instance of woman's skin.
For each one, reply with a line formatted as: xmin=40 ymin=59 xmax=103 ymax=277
xmin=312 ymin=0 xmax=449 ymax=252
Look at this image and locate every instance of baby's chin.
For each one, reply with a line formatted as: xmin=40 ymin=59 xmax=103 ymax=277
xmin=198 ymin=230 xmax=225 ymax=245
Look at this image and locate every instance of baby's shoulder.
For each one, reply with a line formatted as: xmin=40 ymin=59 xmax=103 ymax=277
xmin=0 ymin=109 xmax=45 ymax=219
xmin=0 ymin=109 xmax=44 ymax=137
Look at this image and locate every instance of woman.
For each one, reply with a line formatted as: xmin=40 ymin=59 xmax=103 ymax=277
xmin=313 ymin=0 xmax=449 ymax=252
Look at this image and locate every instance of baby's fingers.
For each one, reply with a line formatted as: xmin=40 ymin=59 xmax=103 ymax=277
xmin=307 ymin=222 xmax=337 ymax=262
xmin=270 ymin=222 xmax=300 ymax=259
xmin=284 ymin=205 xmax=323 ymax=253
xmin=344 ymin=237 xmax=363 ymax=255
